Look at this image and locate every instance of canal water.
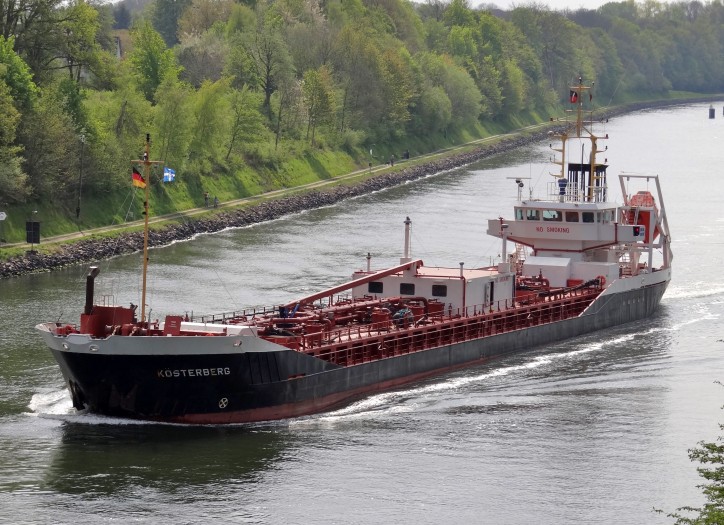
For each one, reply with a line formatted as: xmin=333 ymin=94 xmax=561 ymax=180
xmin=1 ymin=103 xmax=722 ymax=524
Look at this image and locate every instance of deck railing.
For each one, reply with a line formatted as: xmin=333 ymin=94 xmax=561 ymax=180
xmin=290 ymin=287 xmax=601 ymax=367
xmin=194 ymin=293 xmax=355 ymax=324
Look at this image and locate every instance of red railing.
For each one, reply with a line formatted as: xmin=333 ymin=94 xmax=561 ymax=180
xmin=280 ymin=287 xmax=601 ymax=367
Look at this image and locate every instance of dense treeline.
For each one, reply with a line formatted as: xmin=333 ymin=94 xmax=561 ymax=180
xmin=0 ymin=0 xmax=723 ymax=215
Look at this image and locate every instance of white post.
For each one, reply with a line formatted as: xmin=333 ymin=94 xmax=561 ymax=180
xmin=498 ymin=224 xmax=511 ymax=273
xmin=400 ymin=217 xmax=412 ymax=263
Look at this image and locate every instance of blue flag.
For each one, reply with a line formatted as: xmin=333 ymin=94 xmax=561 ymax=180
xmin=163 ymin=167 xmax=176 ymax=182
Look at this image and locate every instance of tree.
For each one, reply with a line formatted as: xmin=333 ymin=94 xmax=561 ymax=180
xmin=442 ymin=0 xmax=476 ymax=28
xmin=18 ymin=81 xmax=79 ymax=200
xmin=225 ymin=33 xmax=260 ymax=90
xmin=153 ymin=76 xmax=193 ymax=169
xmin=246 ymin=5 xmax=294 ymax=117
xmin=83 ymin=70 xmax=154 ymax=192
xmin=225 ymin=85 xmax=266 ymax=161
xmin=272 ymin=73 xmax=301 ymax=149
xmin=607 ymin=17 xmax=670 ymax=93
xmin=128 ymin=20 xmax=182 ymax=102
xmin=448 ymin=25 xmax=478 ymax=61
xmin=151 ymin=0 xmax=192 ymax=47
xmin=510 ymin=6 xmax=582 ymax=97
xmin=177 ymin=32 xmax=228 ymax=88
xmin=476 ymin=55 xmax=502 ymax=119
xmin=224 ymin=3 xmax=256 ymax=36
xmin=56 ymin=77 xmax=89 ymax=133
xmin=0 ymin=35 xmax=38 ymax=109
xmin=113 ymin=3 xmax=131 ymax=30
xmin=285 ymin=18 xmax=333 ymax=76
xmin=443 ymin=60 xmax=481 ymax=125
xmin=302 ymin=65 xmax=335 ymax=146
xmin=664 ymin=383 xmax=724 ymax=524
xmin=378 ymin=47 xmax=415 ymax=134
xmin=413 ymin=84 xmax=452 ymax=133
xmin=0 ymin=76 xmax=29 ymax=203
xmin=188 ymin=78 xmax=230 ymax=165
xmin=177 ymin=0 xmax=235 ymax=40
xmin=499 ymin=58 xmax=526 ymax=114
xmin=0 ymin=0 xmax=63 ymax=79
xmin=330 ymin=26 xmax=381 ymax=133
xmin=415 ymin=52 xmax=480 ymax=127
xmin=56 ymin=0 xmax=103 ymax=83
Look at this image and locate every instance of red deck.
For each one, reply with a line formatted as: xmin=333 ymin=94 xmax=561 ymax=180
xmin=258 ymin=286 xmax=602 ymax=367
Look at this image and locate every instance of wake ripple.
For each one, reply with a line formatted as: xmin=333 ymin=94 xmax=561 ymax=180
xmin=664 ymin=282 xmax=724 ymax=301
xmin=302 ymin=313 xmax=712 ymax=424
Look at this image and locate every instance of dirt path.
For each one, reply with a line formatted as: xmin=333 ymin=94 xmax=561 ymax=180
xmin=2 ymin=126 xmax=539 ymax=250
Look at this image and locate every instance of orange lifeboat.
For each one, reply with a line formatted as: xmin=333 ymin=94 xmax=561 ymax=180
xmin=627 ymin=191 xmax=660 ymax=243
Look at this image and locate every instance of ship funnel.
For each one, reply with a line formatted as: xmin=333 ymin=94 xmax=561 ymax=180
xmin=84 ymin=266 xmax=100 ymax=315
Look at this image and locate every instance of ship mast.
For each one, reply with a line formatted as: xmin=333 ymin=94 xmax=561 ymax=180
xmin=133 ymin=134 xmax=162 ymax=326
xmin=550 ymin=77 xmax=608 ymax=202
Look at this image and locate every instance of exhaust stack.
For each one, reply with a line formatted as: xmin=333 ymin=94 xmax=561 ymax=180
xmin=84 ymin=266 xmax=100 ymax=315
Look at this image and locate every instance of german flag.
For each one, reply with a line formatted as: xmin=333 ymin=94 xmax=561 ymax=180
xmin=132 ymin=167 xmax=146 ymax=189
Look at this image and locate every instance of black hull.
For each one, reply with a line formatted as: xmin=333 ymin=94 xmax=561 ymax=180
xmin=49 ymin=281 xmax=668 ymax=424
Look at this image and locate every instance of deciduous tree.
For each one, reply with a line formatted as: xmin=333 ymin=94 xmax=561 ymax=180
xmin=56 ymin=0 xmax=102 ymax=83
xmin=302 ymin=65 xmax=335 ymax=146
xmin=225 ymin=85 xmax=266 ymax=161
xmin=0 ymin=35 xmax=38 ymax=109
xmin=0 ymin=76 xmax=28 ymax=203
xmin=153 ymin=76 xmax=193 ymax=169
xmin=177 ymin=0 xmax=235 ymax=40
xmin=151 ymin=0 xmax=191 ymax=46
xmin=246 ymin=4 xmax=294 ymax=117
xmin=128 ymin=20 xmax=182 ymax=102
xmin=188 ymin=78 xmax=230 ymax=164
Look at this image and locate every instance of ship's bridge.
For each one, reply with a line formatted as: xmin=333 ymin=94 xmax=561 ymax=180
xmin=487 ymin=200 xmax=645 ymax=257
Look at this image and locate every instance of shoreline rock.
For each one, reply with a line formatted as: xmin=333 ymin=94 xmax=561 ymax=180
xmin=0 ymin=98 xmax=710 ymax=279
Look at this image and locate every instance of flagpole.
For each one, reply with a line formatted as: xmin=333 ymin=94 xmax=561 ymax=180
xmin=132 ymin=134 xmax=162 ymax=327
xmin=141 ymin=135 xmax=151 ymax=326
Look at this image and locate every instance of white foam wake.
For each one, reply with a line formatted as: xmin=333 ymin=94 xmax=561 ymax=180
xmin=295 ymin=314 xmax=714 ymax=425
xmin=27 ymin=389 xmax=73 ymax=416
xmin=664 ymin=282 xmax=724 ymax=301
xmin=26 ymin=388 xmax=178 ymax=426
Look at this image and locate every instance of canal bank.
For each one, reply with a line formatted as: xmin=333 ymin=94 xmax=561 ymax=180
xmin=1 ymin=96 xmax=720 ymax=279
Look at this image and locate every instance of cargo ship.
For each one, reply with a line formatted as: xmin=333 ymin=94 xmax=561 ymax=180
xmin=36 ymin=80 xmax=672 ymax=424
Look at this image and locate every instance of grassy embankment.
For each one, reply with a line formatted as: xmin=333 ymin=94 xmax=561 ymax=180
xmin=0 ymin=90 xmax=716 ymax=262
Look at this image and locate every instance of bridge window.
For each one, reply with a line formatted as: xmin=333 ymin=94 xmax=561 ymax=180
xmin=582 ymin=212 xmax=595 ymax=223
xmin=542 ymin=210 xmax=562 ymax=221
xmin=368 ymin=282 xmax=383 ymax=294
xmin=400 ymin=283 xmax=415 ymax=295
xmin=526 ymin=209 xmax=540 ymax=220
xmin=565 ymin=211 xmax=579 ymax=222
xmin=432 ymin=285 xmax=447 ymax=297
xmin=516 ymin=208 xmax=524 ymax=220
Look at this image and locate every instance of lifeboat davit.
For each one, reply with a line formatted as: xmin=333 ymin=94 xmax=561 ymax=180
xmin=627 ymin=191 xmax=660 ymax=243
